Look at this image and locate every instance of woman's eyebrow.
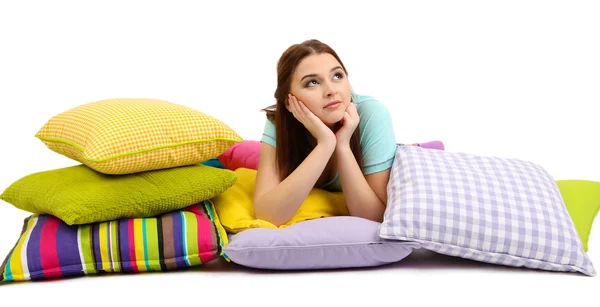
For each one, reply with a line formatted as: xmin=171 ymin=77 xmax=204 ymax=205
xmin=300 ymin=66 xmax=343 ymax=82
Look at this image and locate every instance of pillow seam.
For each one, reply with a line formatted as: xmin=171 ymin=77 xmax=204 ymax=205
xmin=35 ymin=135 xmax=243 ymax=162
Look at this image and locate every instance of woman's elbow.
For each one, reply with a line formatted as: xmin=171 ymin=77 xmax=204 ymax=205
xmin=252 ymin=197 xmax=269 ymax=221
xmin=253 ymin=198 xmax=288 ymax=227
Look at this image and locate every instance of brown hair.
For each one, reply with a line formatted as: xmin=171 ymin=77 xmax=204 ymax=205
xmin=261 ymin=39 xmax=363 ymax=181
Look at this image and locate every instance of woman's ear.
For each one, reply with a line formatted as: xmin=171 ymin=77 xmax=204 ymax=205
xmin=285 ymin=94 xmax=291 ymax=110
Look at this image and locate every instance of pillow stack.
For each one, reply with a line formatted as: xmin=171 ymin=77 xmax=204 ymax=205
xmin=3 ymin=102 xmax=598 ymax=281
xmin=0 ymin=98 xmax=243 ymax=283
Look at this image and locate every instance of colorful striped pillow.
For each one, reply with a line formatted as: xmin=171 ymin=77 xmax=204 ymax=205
xmin=0 ymin=201 xmax=228 ymax=283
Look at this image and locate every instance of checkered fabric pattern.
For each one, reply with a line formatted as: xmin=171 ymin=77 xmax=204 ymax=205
xmin=36 ymin=98 xmax=243 ymax=175
xmin=379 ymin=145 xmax=596 ymax=276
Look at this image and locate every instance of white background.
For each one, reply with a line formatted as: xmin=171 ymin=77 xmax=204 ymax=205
xmin=0 ymin=0 xmax=598 ymax=305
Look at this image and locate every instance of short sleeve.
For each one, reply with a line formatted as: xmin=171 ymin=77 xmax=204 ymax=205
xmin=260 ymin=118 xmax=276 ymax=148
xmin=355 ymin=97 xmax=398 ymax=175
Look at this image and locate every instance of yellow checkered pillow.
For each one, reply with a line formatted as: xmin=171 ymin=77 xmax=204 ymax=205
xmin=35 ymin=98 xmax=243 ymax=175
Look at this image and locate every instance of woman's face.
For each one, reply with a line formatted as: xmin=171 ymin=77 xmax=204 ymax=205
xmin=289 ymin=53 xmax=351 ymax=127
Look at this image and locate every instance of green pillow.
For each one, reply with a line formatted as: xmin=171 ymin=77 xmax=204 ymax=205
xmin=0 ymin=164 xmax=237 ymax=225
xmin=556 ymin=180 xmax=600 ymax=252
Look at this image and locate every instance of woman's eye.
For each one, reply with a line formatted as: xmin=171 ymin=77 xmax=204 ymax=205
xmin=305 ymin=73 xmax=343 ymax=87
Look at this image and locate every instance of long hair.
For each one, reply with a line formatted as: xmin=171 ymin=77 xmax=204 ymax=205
xmin=261 ymin=39 xmax=363 ymax=181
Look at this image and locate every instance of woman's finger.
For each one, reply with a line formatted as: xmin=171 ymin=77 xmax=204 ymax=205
xmin=351 ymin=104 xmax=359 ymax=118
xmin=292 ymin=97 xmax=304 ymax=121
xmin=345 ymin=103 xmax=356 ymax=116
xmin=343 ymin=111 xmax=351 ymax=125
xmin=297 ymin=99 xmax=312 ymax=118
xmin=290 ymin=95 xmax=303 ymax=114
xmin=292 ymin=96 xmax=304 ymax=116
xmin=345 ymin=104 xmax=358 ymax=124
xmin=297 ymin=99 xmax=309 ymax=116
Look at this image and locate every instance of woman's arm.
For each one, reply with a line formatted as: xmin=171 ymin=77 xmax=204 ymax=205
xmin=335 ymin=145 xmax=389 ymax=222
xmin=254 ymin=94 xmax=338 ymax=226
xmin=253 ymin=140 xmax=336 ymax=226
xmin=333 ymin=100 xmax=394 ymax=222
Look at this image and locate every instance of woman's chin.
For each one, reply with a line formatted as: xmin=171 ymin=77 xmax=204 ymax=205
xmin=324 ymin=119 xmax=344 ymax=129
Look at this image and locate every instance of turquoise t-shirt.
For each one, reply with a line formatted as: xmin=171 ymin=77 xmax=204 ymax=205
xmin=260 ymin=93 xmax=397 ymax=192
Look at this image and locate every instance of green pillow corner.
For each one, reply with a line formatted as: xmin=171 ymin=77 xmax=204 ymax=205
xmin=0 ymin=163 xmax=238 ymax=225
xmin=556 ymin=179 xmax=600 ymax=252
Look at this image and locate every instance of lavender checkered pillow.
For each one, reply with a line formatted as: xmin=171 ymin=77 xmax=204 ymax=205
xmin=379 ymin=145 xmax=596 ymax=276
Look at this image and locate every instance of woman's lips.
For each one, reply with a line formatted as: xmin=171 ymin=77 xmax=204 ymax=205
xmin=324 ymin=101 xmax=341 ymax=109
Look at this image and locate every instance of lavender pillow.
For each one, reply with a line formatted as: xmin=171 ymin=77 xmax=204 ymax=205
xmin=379 ymin=145 xmax=596 ymax=276
xmin=223 ymin=216 xmax=420 ymax=270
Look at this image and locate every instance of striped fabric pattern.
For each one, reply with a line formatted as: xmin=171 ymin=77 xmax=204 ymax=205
xmin=0 ymin=201 xmax=228 ymax=282
xmin=35 ymin=98 xmax=243 ymax=175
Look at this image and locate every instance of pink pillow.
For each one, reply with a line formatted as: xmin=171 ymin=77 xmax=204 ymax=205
xmin=412 ymin=140 xmax=445 ymax=151
xmin=218 ymin=140 xmax=261 ymax=170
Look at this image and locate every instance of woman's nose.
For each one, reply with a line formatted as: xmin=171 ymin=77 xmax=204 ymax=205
xmin=323 ymin=82 xmax=337 ymax=97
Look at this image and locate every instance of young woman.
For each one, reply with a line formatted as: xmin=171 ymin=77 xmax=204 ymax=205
xmin=254 ymin=39 xmax=397 ymax=226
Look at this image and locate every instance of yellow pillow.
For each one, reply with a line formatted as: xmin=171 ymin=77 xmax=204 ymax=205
xmin=210 ymin=168 xmax=349 ymax=233
xmin=35 ymin=98 xmax=243 ymax=175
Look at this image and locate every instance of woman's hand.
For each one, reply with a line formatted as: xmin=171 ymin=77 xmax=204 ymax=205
xmin=335 ymin=102 xmax=360 ymax=149
xmin=287 ymin=94 xmax=336 ymax=146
